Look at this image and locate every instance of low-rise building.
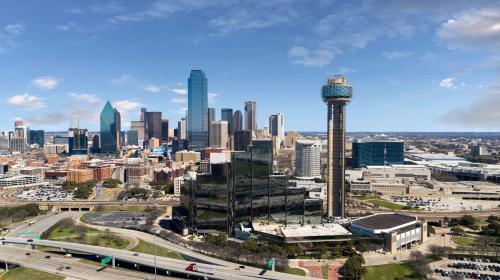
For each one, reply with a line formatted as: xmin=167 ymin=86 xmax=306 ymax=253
xmin=67 ymin=168 xmax=94 ymax=183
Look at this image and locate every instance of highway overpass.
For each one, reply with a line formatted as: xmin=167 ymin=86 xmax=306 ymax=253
xmin=0 ymin=237 xmax=314 ymax=280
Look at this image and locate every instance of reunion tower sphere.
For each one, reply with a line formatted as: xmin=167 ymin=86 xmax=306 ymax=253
xmin=321 ymin=74 xmax=352 ymax=219
xmin=321 ymin=75 xmax=353 ymax=104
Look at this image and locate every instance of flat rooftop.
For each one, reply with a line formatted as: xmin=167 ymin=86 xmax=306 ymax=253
xmin=281 ymin=223 xmax=351 ymax=238
xmin=351 ymin=213 xmax=416 ymax=230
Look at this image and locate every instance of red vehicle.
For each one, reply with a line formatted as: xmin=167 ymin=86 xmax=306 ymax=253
xmin=185 ymin=263 xmax=214 ymax=275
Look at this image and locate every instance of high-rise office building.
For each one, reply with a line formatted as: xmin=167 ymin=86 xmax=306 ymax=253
xmin=143 ymin=110 xmax=162 ymax=143
xmin=209 ymin=121 xmax=229 ymax=149
xmin=126 ymin=130 xmax=139 ymax=146
xmin=178 ymin=118 xmax=187 ymax=140
xmin=233 ymin=110 xmax=243 ymax=132
xmin=9 ymin=137 xmax=25 ymax=153
xmin=352 ymin=140 xmax=404 ymax=168
xmin=471 ymin=144 xmax=488 ymax=157
xmin=0 ymin=132 xmax=9 ymax=150
xmin=285 ymin=131 xmax=301 ymax=147
xmin=173 ymin=139 xmax=322 ymax=235
xmin=321 ymin=75 xmax=353 ymax=218
xmin=14 ymin=119 xmax=24 ymax=128
xmin=91 ymin=134 xmax=100 ymax=153
xmin=295 ymin=140 xmax=321 ymax=178
xmin=244 ymin=101 xmax=257 ymax=131
xmin=68 ymin=128 xmax=88 ymax=155
xmin=221 ymin=108 xmax=234 ymax=135
xmin=114 ymin=109 xmax=121 ymax=149
xmin=269 ymin=113 xmax=285 ymax=146
xmin=188 ymin=70 xmax=208 ymax=150
xmin=130 ymin=121 xmax=145 ymax=143
xmin=100 ymin=100 xmax=121 ymax=153
xmin=207 ymin=108 xmax=216 ymax=146
xmin=161 ymin=119 xmax=169 ymax=143
xmin=234 ymin=130 xmax=253 ymax=151
xmin=14 ymin=126 xmax=29 ymax=145
xmin=29 ymin=130 xmax=45 ymax=148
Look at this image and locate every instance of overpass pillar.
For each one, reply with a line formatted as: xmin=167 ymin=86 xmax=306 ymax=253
xmin=112 ymin=256 xmax=116 ymax=268
xmin=5 ymin=262 xmax=9 ymax=271
xmin=30 ymin=244 xmax=36 ymax=250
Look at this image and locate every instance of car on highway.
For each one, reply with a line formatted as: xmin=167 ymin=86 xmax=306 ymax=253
xmin=133 ymin=252 xmax=139 ymax=256
xmin=25 ymin=252 xmax=31 ymax=256
xmin=45 ymin=255 xmax=51 ymax=259
xmin=64 ymin=253 xmax=72 ymax=258
xmin=65 ymin=266 xmax=71 ymax=270
xmin=0 ymin=237 xmax=5 ymax=241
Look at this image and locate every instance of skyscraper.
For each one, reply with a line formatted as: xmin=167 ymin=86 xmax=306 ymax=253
xmin=209 ymin=120 xmax=229 ymax=149
xmin=244 ymin=101 xmax=256 ymax=131
xmin=29 ymin=130 xmax=45 ymax=148
xmin=233 ymin=110 xmax=243 ymax=132
xmin=269 ymin=113 xmax=285 ymax=145
xmin=68 ymin=128 xmax=88 ymax=155
xmin=221 ymin=108 xmax=234 ymax=135
xmin=321 ymin=75 xmax=353 ymax=218
xmin=130 ymin=121 xmax=145 ymax=143
xmin=234 ymin=130 xmax=253 ymax=151
xmin=207 ymin=107 xmax=216 ymax=146
xmin=188 ymin=70 xmax=208 ymax=150
xmin=178 ymin=118 xmax=187 ymax=140
xmin=143 ymin=110 xmax=162 ymax=143
xmin=114 ymin=108 xmax=121 ymax=149
xmin=100 ymin=100 xmax=121 ymax=153
xmin=161 ymin=119 xmax=169 ymax=143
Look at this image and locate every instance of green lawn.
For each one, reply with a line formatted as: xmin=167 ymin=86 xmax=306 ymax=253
xmin=282 ymin=266 xmax=306 ymax=276
xmin=353 ymin=195 xmax=419 ymax=211
xmin=1 ymin=267 xmax=64 ymax=280
xmin=48 ymin=225 xmax=98 ymax=239
xmin=130 ymin=239 xmax=184 ymax=260
xmin=321 ymin=265 xmax=329 ymax=279
xmin=453 ymin=236 xmax=476 ymax=246
xmin=47 ymin=224 xmax=129 ymax=249
xmin=364 ymin=262 xmax=423 ymax=280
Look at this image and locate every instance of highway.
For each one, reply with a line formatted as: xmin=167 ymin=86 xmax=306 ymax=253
xmin=6 ymin=211 xmax=78 ymax=238
xmin=0 ymin=245 xmax=178 ymax=279
xmin=0 ymin=237 xmax=315 ymax=280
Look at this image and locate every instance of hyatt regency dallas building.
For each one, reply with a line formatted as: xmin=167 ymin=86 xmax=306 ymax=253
xmin=173 ymin=140 xmax=323 ymax=235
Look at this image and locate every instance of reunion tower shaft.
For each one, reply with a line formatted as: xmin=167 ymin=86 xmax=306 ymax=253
xmin=322 ymin=75 xmax=352 ymax=218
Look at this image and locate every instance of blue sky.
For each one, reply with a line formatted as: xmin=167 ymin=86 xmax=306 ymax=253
xmin=1 ymin=0 xmax=499 ymax=132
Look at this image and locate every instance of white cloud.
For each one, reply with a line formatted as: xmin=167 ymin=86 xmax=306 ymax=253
xmin=56 ymin=22 xmax=80 ymax=32
xmin=67 ymin=93 xmax=100 ymax=103
xmin=172 ymin=107 xmax=187 ymax=115
xmin=4 ymin=24 xmax=25 ymax=34
xmin=288 ymin=46 xmax=339 ymax=67
xmin=171 ymin=97 xmax=187 ymax=103
xmin=143 ymin=84 xmax=162 ymax=93
xmin=169 ymin=87 xmax=187 ymax=95
xmin=382 ymin=51 xmax=413 ymax=60
xmin=30 ymin=76 xmax=59 ymax=90
xmin=438 ymin=7 xmax=500 ymax=50
xmin=439 ymin=78 xmax=456 ymax=89
xmin=7 ymin=93 xmax=45 ymax=110
xmin=113 ymin=100 xmax=141 ymax=112
xmin=111 ymin=74 xmax=134 ymax=85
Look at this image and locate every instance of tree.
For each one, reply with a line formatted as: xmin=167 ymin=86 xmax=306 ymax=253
xmin=451 ymin=226 xmax=465 ymax=235
xmin=342 ymin=255 xmax=366 ymax=280
xmin=429 ymin=245 xmax=446 ymax=257
xmin=410 ymin=251 xmax=430 ymax=278
xmin=459 ymin=215 xmax=476 ymax=228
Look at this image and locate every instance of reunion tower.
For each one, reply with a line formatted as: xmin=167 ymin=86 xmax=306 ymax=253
xmin=321 ymin=75 xmax=353 ymax=218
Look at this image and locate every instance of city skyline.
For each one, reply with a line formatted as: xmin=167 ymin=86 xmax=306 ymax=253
xmin=1 ymin=1 xmax=500 ymax=132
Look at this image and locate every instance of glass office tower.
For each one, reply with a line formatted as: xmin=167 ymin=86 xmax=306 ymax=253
xmin=221 ymin=108 xmax=234 ymax=135
xmin=175 ymin=139 xmax=323 ymax=235
xmin=100 ymin=100 xmax=120 ymax=153
xmin=29 ymin=130 xmax=44 ymax=148
xmin=352 ymin=140 xmax=404 ymax=168
xmin=188 ymin=70 xmax=208 ymax=150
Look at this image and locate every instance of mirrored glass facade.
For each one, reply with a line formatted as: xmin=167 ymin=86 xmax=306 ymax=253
xmin=175 ymin=140 xmax=323 ymax=235
xmin=100 ymin=101 xmax=119 ymax=153
xmin=188 ymin=70 xmax=208 ymax=150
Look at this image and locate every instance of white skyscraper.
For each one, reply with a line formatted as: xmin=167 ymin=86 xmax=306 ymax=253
xmin=295 ymin=140 xmax=321 ymax=178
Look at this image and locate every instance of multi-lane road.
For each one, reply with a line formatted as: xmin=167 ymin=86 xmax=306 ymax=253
xmin=1 ymin=237 xmax=315 ymax=280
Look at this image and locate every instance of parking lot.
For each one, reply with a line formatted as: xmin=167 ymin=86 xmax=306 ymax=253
xmin=432 ymin=256 xmax=500 ymax=279
xmin=387 ymin=195 xmax=499 ymax=212
xmin=83 ymin=211 xmax=148 ymax=229
xmin=17 ymin=185 xmax=74 ymax=201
